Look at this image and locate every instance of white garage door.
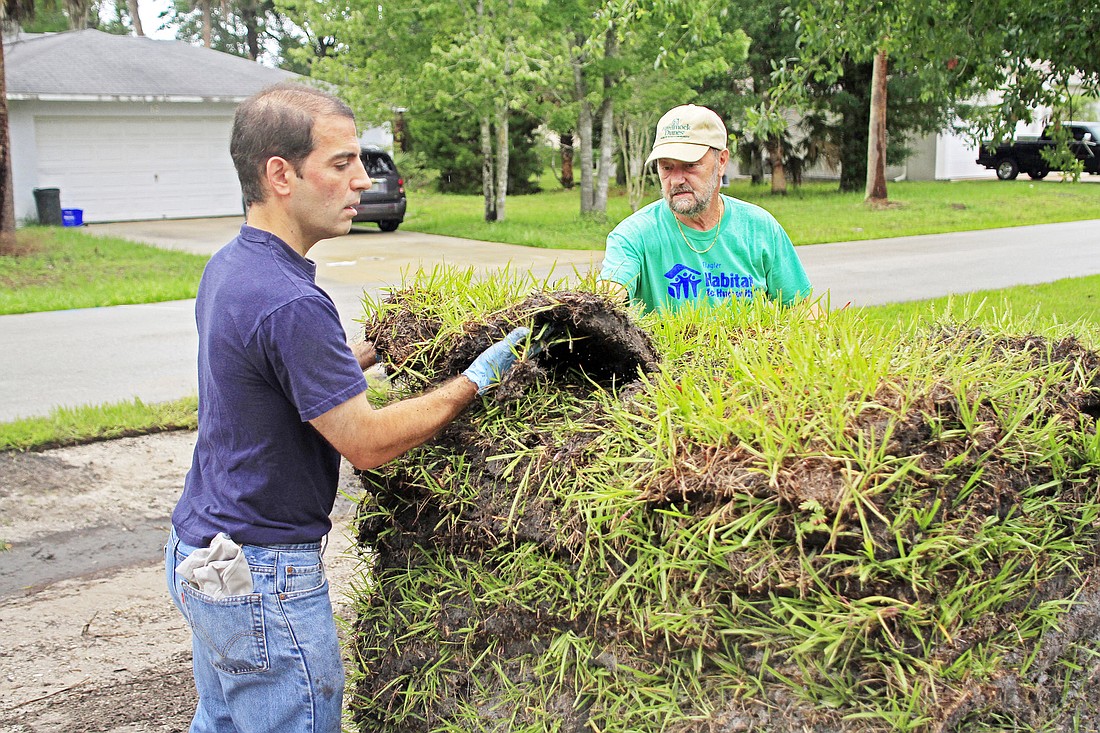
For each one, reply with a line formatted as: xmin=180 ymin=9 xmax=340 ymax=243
xmin=35 ymin=115 xmax=244 ymax=223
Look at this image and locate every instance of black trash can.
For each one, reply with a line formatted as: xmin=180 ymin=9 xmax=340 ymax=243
xmin=33 ymin=188 xmax=63 ymax=226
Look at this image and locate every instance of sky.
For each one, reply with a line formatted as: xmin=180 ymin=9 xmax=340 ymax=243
xmin=137 ymin=0 xmax=177 ymax=40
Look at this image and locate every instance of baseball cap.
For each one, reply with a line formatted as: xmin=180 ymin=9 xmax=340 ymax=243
xmin=645 ymin=104 xmax=728 ymax=165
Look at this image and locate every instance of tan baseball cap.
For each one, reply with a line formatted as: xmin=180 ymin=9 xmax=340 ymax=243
xmin=645 ymin=104 xmax=728 ymax=165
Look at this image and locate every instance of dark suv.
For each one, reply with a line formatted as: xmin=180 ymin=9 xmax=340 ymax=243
xmin=353 ymin=146 xmax=406 ymax=231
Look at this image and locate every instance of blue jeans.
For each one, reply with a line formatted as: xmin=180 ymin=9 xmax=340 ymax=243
xmin=165 ymin=527 xmax=344 ymax=733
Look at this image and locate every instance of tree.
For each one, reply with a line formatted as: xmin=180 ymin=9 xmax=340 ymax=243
xmin=546 ymin=1 xmax=739 ymax=218
xmin=96 ymin=0 xmax=144 ymax=36
xmin=1 ymin=0 xmax=40 ymax=248
xmin=165 ymin=0 xmax=299 ymax=65
xmin=21 ymin=0 xmax=143 ymax=35
xmin=412 ymin=108 xmax=542 ymax=195
xmin=126 ymin=0 xmax=142 ymax=35
xmin=611 ymin=9 xmax=747 ymax=210
xmin=790 ymin=0 xmax=1100 ymax=204
xmin=791 ymin=0 xmax=944 ymax=204
xmin=65 ymin=0 xmax=90 ymax=27
xmin=828 ymin=56 xmax=958 ymax=192
xmin=417 ymin=0 xmax=547 ymax=222
xmin=271 ymin=0 xmax=343 ymax=71
xmin=715 ymin=0 xmax=804 ymax=195
xmin=959 ymin=2 xmax=1100 ymax=145
xmin=300 ymin=0 xmax=549 ymax=222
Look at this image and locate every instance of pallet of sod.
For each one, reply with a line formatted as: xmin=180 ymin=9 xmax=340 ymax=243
xmin=349 ymin=270 xmax=1100 ymax=733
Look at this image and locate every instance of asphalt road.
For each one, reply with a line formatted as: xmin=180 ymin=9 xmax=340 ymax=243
xmin=1 ymin=217 xmax=1098 ymax=422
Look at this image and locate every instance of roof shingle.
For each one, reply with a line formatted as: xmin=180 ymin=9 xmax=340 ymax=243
xmin=5 ymin=28 xmax=300 ymax=100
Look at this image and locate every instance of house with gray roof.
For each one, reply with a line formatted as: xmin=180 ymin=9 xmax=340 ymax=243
xmin=5 ymin=29 xmax=300 ymax=223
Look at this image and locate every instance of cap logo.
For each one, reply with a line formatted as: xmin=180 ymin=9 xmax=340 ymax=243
xmin=660 ymin=119 xmax=692 ymax=141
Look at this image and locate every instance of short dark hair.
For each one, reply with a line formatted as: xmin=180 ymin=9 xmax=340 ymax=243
xmin=231 ymin=83 xmax=355 ymax=207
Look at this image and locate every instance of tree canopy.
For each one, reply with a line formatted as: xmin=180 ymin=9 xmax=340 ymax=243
xmin=786 ymin=0 xmax=1100 ymax=202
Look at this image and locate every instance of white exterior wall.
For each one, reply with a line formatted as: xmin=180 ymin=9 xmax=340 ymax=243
xmin=10 ymin=100 xmax=41 ymax=225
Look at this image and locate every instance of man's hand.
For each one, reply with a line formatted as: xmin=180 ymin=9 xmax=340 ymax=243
xmin=350 ymin=340 xmax=378 ymax=371
xmin=462 ymin=327 xmax=531 ymax=394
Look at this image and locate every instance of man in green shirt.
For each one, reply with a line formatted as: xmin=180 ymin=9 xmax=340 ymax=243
xmin=600 ymin=104 xmax=816 ymax=315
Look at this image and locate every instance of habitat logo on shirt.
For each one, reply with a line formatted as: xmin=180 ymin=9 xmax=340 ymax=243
xmin=664 ymin=264 xmax=702 ymax=299
xmin=665 ymin=263 xmax=755 ymax=302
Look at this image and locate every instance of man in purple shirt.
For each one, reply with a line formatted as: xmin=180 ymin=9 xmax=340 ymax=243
xmin=166 ymin=83 xmax=528 ymax=733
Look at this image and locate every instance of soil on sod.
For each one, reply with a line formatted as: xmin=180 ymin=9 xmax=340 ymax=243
xmin=353 ymin=292 xmax=1100 ymax=732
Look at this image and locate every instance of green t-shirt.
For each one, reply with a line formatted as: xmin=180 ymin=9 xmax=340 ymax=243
xmin=600 ymin=194 xmax=812 ymax=313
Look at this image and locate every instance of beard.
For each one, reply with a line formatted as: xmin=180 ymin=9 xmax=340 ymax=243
xmin=664 ymin=163 xmax=722 ymax=218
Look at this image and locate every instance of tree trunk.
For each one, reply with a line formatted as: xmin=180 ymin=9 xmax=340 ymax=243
xmin=480 ymin=116 xmax=496 ymax=222
xmin=202 ymin=0 xmax=212 ymax=48
xmin=395 ymin=110 xmax=410 ymax=153
xmin=560 ymin=132 xmax=574 ymax=189
xmin=64 ymin=0 xmax=91 ymax=28
xmin=865 ymin=49 xmax=889 ymax=203
xmin=577 ymin=106 xmax=594 ymax=212
xmin=127 ymin=0 xmax=145 ymax=35
xmin=592 ymin=22 xmax=618 ymax=216
xmin=241 ymin=2 xmax=261 ymax=60
xmin=494 ymin=105 xmax=508 ymax=222
xmin=616 ymin=115 xmax=649 ymax=212
xmin=594 ymin=95 xmax=613 ymax=214
xmin=749 ymin=143 xmax=765 ymax=185
xmin=766 ymin=136 xmax=788 ymax=195
xmin=0 ymin=40 xmax=16 ymax=252
xmin=571 ymin=35 xmax=595 ymax=214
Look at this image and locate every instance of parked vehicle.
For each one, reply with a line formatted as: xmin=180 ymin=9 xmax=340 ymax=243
xmin=353 ymin=146 xmax=406 ymax=231
xmin=976 ymin=121 xmax=1100 ymax=180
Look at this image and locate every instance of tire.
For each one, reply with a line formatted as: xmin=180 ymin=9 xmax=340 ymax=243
xmin=996 ymin=158 xmax=1019 ymax=180
xmin=378 ymin=220 xmax=400 ymax=232
xmin=1027 ymin=164 xmax=1049 ymax=180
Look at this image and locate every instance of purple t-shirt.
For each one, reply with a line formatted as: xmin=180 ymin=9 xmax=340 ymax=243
xmin=172 ymin=225 xmax=367 ymax=547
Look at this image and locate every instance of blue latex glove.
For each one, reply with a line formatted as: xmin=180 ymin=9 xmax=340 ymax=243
xmin=462 ymin=327 xmax=531 ymax=394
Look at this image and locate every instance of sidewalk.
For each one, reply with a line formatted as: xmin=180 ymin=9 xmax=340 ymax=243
xmin=2 ymin=218 xmax=1098 ymax=422
xmin=797 ymin=218 xmax=1100 ymax=307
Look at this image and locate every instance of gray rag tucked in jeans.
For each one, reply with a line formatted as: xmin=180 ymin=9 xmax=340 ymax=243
xmin=175 ymin=532 xmax=253 ymax=599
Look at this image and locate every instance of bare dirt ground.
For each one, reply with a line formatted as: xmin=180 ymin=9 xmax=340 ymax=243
xmin=0 ymin=431 xmax=365 ymax=733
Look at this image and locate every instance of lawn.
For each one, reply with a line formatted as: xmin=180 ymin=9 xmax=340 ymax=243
xmin=401 ymin=178 xmax=1100 ymax=250
xmin=0 ymin=226 xmax=209 ymax=315
xmin=862 ymin=273 xmax=1100 ymax=334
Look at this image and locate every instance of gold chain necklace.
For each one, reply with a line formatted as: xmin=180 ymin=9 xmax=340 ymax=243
xmin=674 ymin=202 xmax=723 ymax=255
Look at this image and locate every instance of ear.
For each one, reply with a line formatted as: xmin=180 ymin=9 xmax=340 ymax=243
xmin=265 ymin=156 xmax=297 ymax=197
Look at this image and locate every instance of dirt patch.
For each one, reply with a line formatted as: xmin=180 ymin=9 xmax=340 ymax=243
xmin=0 ymin=230 xmax=45 ymax=260
xmin=0 ymin=432 xmax=366 ymax=732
